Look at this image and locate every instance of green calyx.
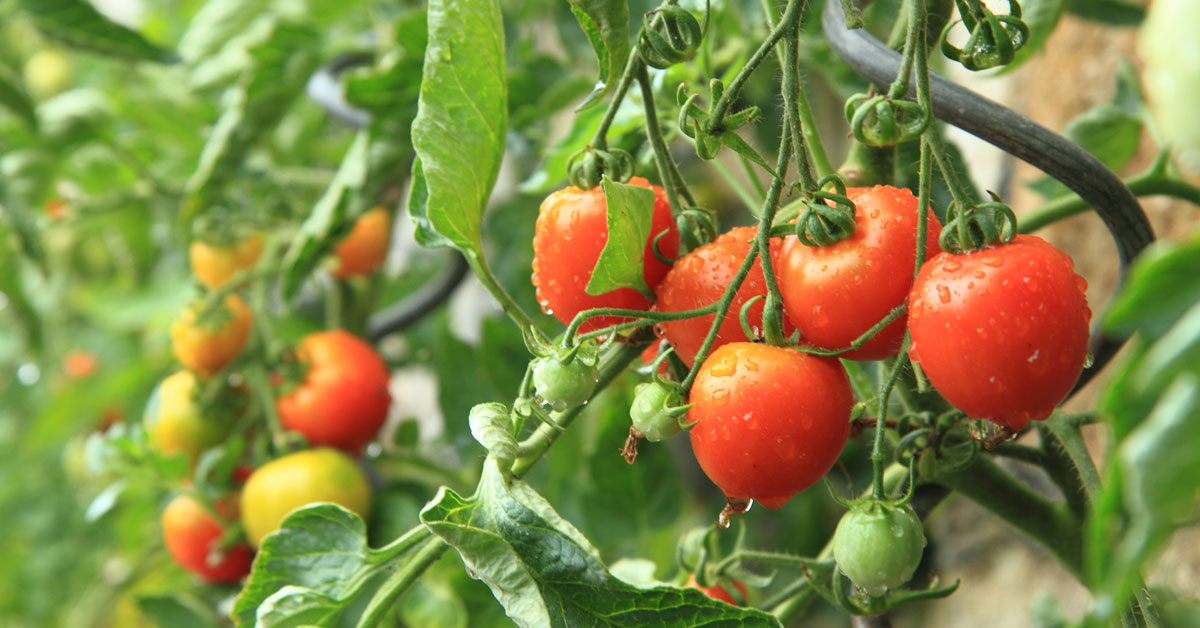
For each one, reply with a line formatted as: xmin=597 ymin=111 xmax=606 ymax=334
xmin=844 ymin=93 xmax=931 ymax=147
xmin=639 ymin=0 xmax=706 ymax=70
xmin=941 ymin=0 xmax=1029 ymax=71
xmin=791 ymin=174 xmax=858 ymax=247
xmin=567 ymin=147 xmax=634 ymax=190
xmin=939 ymin=191 xmax=1019 ymax=254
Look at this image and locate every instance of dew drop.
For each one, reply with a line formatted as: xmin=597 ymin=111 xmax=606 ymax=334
xmin=942 ymin=261 xmax=962 ymax=272
xmin=984 ymin=256 xmax=1004 ymax=268
xmin=1083 ymin=352 xmax=1094 ymax=368
xmin=937 ymin=285 xmax=952 ymax=304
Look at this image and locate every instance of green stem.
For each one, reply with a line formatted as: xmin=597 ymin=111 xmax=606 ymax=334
xmin=635 ymin=64 xmax=694 ymax=212
xmin=243 ymin=364 xmax=288 ymax=453
xmin=796 ymin=305 xmax=905 ymax=357
xmin=564 ymin=304 xmax=717 ymax=347
xmin=711 ymin=157 xmax=762 ymax=213
xmin=589 ymin=47 xmax=644 ymax=150
xmin=932 ymin=452 xmax=1084 ymax=579
xmin=463 ymin=251 xmax=537 ymax=331
xmin=707 ymin=0 xmax=796 ymax=129
xmin=779 ymin=2 xmax=818 ymax=190
xmin=1037 ymin=415 xmax=1102 ymax=519
xmin=355 ymin=537 xmax=447 ymax=628
xmin=1020 ymin=173 xmax=1200 ymax=233
xmin=871 ymin=338 xmax=911 ymax=499
xmin=679 ymin=244 xmax=761 ymax=391
xmin=740 ymin=153 xmax=769 ymax=201
xmin=753 ymin=117 xmax=795 ymax=346
xmin=511 ymin=343 xmax=643 ymax=477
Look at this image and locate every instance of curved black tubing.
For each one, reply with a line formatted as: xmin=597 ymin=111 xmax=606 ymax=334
xmin=822 ymin=1 xmax=1155 ymax=390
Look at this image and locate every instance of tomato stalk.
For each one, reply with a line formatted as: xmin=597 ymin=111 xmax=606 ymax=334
xmin=634 ymin=63 xmax=695 ymax=213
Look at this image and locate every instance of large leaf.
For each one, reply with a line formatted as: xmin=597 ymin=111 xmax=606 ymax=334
xmin=568 ymin=0 xmax=631 ymax=111
xmin=177 ymin=0 xmax=273 ymax=63
xmin=184 ymin=19 xmax=321 ymax=216
xmin=18 ymin=0 xmax=177 ymax=63
xmin=586 ymin=178 xmax=655 ymax=298
xmin=409 ymin=0 xmax=507 ymax=254
xmin=421 ymin=459 xmax=781 ymax=628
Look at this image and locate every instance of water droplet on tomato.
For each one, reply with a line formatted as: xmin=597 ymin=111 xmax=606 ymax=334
xmin=937 ymin=285 xmax=952 ymax=303
xmin=942 ymin=261 xmax=962 ymax=272
xmin=1083 ymin=352 xmax=1094 ymax=368
xmin=974 ymin=270 xmax=986 ymax=279
xmin=712 ymin=389 xmax=730 ymax=406
xmin=984 ymin=256 xmax=1003 ymax=268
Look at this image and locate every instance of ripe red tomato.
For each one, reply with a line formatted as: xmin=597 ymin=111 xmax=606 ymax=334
xmin=276 ymin=330 xmax=391 ymax=452
xmin=332 ymin=207 xmax=391 ymax=278
xmin=240 ymin=448 xmax=372 ymax=547
xmin=779 ymin=185 xmax=942 ymax=361
xmin=190 ymin=234 xmax=264 ymax=290
xmin=688 ymin=342 xmax=853 ymax=509
xmin=654 ymin=227 xmax=793 ymax=367
xmin=161 ymin=494 xmax=254 ymax=583
xmin=170 ymin=294 xmax=253 ymax=378
xmin=685 ymin=574 xmax=748 ymax=605
xmin=532 ymin=176 xmax=679 ymax=333
xmin=907 ymin=234 xmax=1091 ymax=430
xmin=145 ymin=371 xmax=234 ymax=462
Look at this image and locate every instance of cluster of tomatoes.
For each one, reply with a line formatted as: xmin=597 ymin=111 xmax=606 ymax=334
xmin=532 ymin=179 xmax=1091 ymax=596
xmin=150 ymin=208 xmax=393 ymax=584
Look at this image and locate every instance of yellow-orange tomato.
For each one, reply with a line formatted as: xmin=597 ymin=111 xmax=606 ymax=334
xmin=161 ymin=494 xmax=254 ymax=583
xmin=332 ymin=208 xmax=391 ymax=278
xmin=63 ymin=350 xmax=100 ymax=379
xmin=189 ymin=234 xmax=264 ymax=290
xmin=144 ymin=371 xmax=233 ymax=462
xmin=240 ymin=448 xmax=371 ymax=547
xmin=170 ymin=294 xmax=253 ymax=377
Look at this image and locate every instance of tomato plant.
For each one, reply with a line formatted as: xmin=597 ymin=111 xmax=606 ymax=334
xmin=688 ymin=342 xmax=853 ymax=509
xmin=161 ymin=494 xmax=254 ymax=584
xmin=143 ymin=371 xmax=234 ymax=463
xmin=654 ymin=227 xmax=793 ymax=366
xmin=239 ymin=448 xmax=372 ymax=547
xmin=779 ymin=185 xmax=942 ymax=360
xmin=275 ymin=330 xmax=392 ymax=452
xmin=189 ymin=234 xmax=264 ymax=290
xmin=831 ymin=501 xmax=926 ymax=596
xmin=169 ymin=294 xmax=253 ymax=378
xmin=532 ymin=176 xmax=679 ymax=332
xmin=908 ymin=234 xmax=1091 ymax=430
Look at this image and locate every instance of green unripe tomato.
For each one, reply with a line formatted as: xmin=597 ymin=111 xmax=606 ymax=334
xmin=831 ymin=501 xmax=926 ymax=596
xmin=630 ymin=381 xmax=685 ymax=442
xmin=532 ymin=356 xmax=598 ymax=412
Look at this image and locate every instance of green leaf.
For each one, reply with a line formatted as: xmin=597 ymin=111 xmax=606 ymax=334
xmin=1064 ymin=103 xmax=1142 ymax=172
xmin=1105 ymin=236 xmax=1200 ymax=340
xmin=567 ymin=0 xmax=630 ymax=111
xmin=18 ymin=0 xmax=177 ymax=63
xmin=719 ymin=130 xmax=776 ymax=175
xmin=1068 ymin=0 xmax=1144 ymax=26
xmin=409 ymin=0 xmax=507 ymax=253
xmin=1119 ymin=374 xmax=1200 ymax=527
xmin=0 ymin=64 xmax=37 ymax=128
xmin=257 ymin=586 xmax=342 ymax=628
xmin=177 ymin=0 xmax=273 ymax=63
xmin=232 ymin=505 xmax=378 ymax=628
xmin=184 ymin=19 xmax=321 ymax=216
xmin=421 ymin=459 xmax=782 ymax=628
xmin=585 ymin=178 xmax=655 ymax=298
xmin=137 ymin=594 xmax=222 ymax=628
xmin=518 ymin=103 xmax=643 ymax=193
xmin=998 ymin=0 xmax=1068 ymax=73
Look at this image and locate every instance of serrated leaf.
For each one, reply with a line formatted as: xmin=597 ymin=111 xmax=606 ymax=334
xmin=409 ymin=0 xmax=506 ymax=254
xmin=0 ymin=64 xmax=37 ymax=128
xmin=998 ymin=0 xmax=1068 ymax=73
xmin=232 ymin=505 xmax=378 ymax=628
xmin=569 ymin=0 xmax=630 ymax=111
xmin=19 ymin=0 xmax=177 ymax=63
xmin=421 ymin=459 xmax=782 ymax=628
xmin=586 ymin=178 xmax=655 ymax=298
xmin=184 ymin=19 xmax=321 ymax=215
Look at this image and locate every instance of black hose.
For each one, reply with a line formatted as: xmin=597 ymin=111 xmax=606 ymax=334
xmin=821 ymin=1 xmax=1155 ymax=391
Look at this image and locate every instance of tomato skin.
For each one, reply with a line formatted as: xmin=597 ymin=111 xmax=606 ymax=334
xmin=170 ymin=294 xmax=253 ymax=377
xmin=189 ymin=234 xmax=264 ymax=290
xmin=532 ymin=177 xmax=679 ymax=333
xmin=145 ymin=371 xmax=233 ymax=462
xmin=332 ymin=207 xmax=391 ymax=278
xmin=162 ymin=494 xmax=254 ymax=583
xmin=276 ymin=330 xmax=391 ymax=452
xmin=688 ymin=343 xmax=853 ymax=509
xmin=831 ymin=501 xmax=925 ymax=596
xmin=780 ymin=185 xmax=942 ymax=361
xmin=240 ymin=448 xmax=372 ymax=547
xmin=685 ymin=574 xmax=748 ymax=605
xmin=654 ymin=227 xmax=794 ymax=367
xmin=531 ymin=356 xmax=598 ymax=411
xmin=907 ymin=235 xmax=1091 ymax=430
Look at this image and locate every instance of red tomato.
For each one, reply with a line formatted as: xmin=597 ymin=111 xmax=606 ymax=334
xmin=685 ymin=574 xmax=748 ymax=605
xmin=688 ymin=342 xmax=853 ymax=509
xmin=532 ymin=176 xmax=679 ymax=333
xmin=332 ymin=207 xmax=391 ymax=278
xmin=654 ymin=227 xmax=793 ymax=367
xmin=276 ymin=330 xmax=391 ymax=452
xmin=170 ymin=294 xmax=253 ymax=378
xmin=63 ymin=350 xmax=99 ymax=379
xmin=161 ymin=494 xmax=254 ymax=583
xmin=907 ymin=234 xmax=1091 ymax=430
xmin=779 ymin=185 xmax=942 ymax=361
xmin=190 ymin=234 xmax=264 ymax=290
